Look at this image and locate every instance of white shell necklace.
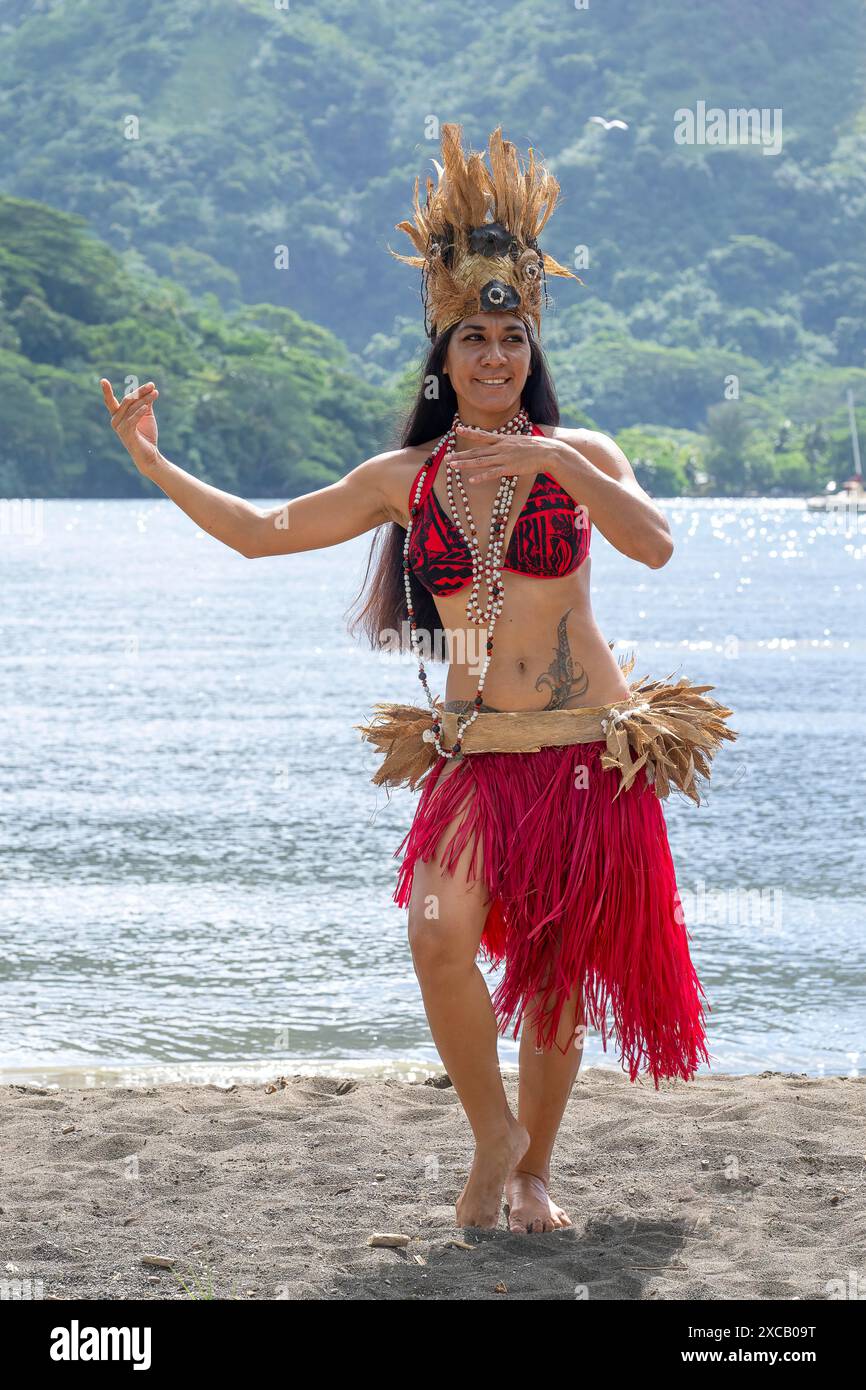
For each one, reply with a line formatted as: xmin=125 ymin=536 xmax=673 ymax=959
xmin=402 ymin=405 xmax=533 ymax=760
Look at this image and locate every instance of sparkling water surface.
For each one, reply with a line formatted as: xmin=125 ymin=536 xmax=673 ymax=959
xmin=0 ymin=497 xmax=863 ymax=1086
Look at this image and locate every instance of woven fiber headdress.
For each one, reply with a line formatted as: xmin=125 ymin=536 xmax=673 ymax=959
xmin=389 ymin=123 xmax=582 ymax=341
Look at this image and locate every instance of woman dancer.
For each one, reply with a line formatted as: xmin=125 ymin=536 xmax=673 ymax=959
xmin=101 ymin=124 xmax=736 ymax=1237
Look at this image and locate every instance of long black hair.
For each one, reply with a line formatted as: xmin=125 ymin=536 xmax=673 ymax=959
xmin=345 ymin=320 xmax=561 ymax=661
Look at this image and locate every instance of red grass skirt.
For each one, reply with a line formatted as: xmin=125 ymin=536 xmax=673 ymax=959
xmin=393 ymin=740 xmax=711 ymax=1089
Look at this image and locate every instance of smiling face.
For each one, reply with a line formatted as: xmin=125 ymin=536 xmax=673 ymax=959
xmin=443 ymin=311 xmax=533 ymax=427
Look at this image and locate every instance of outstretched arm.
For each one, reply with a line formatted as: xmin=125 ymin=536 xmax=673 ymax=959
xmin=100 ymin=379 xmax=393 ymax=558
xmin=249 ymin=458 xmax=393 ymax=557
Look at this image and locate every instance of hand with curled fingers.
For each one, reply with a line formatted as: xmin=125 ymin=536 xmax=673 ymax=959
xmin=99 ymin=378 xmax=161 ymax=476
xmin=452 ymin=422 xmax=563 ymax=483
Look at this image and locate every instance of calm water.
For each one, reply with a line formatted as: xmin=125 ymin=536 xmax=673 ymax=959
xmin=0 ymin=497 xmax=863 ymax=1087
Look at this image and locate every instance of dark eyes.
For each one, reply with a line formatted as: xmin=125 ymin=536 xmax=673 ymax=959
xmin=462 ymin=333 xmax=525 ymax=342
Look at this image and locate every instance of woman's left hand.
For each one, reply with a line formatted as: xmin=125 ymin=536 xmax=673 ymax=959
xmin=451 ymin=424 xmax=567 ymax=482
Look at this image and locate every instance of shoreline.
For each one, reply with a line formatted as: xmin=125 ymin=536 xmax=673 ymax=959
xmin=0 ymin=1057 xmax=631 ymax=1092
xmin=0 ymin=1059 xmax=450 ymax=1091
xmin=2 ymin=1057 xmax=857 ymax=1092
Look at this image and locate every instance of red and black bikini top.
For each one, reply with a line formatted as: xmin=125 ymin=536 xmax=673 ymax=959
xmin=407 ymin=423 xmax=591 ymax=598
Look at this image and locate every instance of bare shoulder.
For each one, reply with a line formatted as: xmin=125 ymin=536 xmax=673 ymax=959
xmin=359 ymin=438 xmax=441 ymax=528
xmin=543 ymin=426 xmax=639 ymax=487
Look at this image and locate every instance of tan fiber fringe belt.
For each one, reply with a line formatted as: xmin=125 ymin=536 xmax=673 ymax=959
xmin=355 ymin=663 xmax=738 ymax=806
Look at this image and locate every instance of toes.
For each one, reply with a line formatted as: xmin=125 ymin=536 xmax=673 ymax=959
xmin=507 ymin=1202 xmax=572 ymax=1235
xmin=507 ymin=1204 xmax=531 ymax=1234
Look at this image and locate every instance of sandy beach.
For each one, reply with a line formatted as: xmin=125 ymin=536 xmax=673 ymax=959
xmin=1 ymin=1069 xmax=863 ymax=1302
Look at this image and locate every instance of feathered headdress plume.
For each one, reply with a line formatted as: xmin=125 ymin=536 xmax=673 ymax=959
xmin=389 ymin=124 xmax=582 ymax=339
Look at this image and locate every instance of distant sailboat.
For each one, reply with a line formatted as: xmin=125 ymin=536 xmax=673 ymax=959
xmin=807 ymin=390 xmax=866 ymax=512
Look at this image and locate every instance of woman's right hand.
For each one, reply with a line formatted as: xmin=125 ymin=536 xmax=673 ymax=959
xmin=100 ymin=379 xmax=160 ymax=476
xmin=96 ymin=374 xmax=394 ymax=558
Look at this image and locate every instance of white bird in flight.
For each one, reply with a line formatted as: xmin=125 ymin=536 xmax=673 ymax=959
xmin=589 ymin=116 xmax=629 ymax=131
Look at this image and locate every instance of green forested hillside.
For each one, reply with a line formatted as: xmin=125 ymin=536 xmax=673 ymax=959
xmin=0 ymin=198 xmax=395 ymax=496
xmin=1 ymin=0 xmax=865 ymax=495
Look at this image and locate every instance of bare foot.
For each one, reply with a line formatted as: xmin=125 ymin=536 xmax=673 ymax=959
xmin=455 ymin=1120 xmax=530 ymax=1230
xmin=503 ymin=1168 xmax=573 ymax=1234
